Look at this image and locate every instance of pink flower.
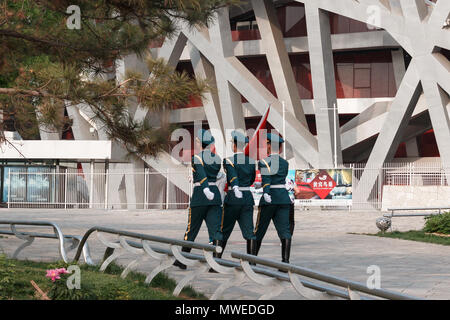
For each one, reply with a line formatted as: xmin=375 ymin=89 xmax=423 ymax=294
xmin=46 ymin=269 xmax=61 ymax=282
xmin=57 ymin=268 xmax=68 ymax=275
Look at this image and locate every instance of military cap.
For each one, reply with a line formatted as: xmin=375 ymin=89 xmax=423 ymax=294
xmin=231 ymin=130 xmax=249 ymax=144
xmin=266 ymin=133 xmax=284 ymax=144
xmin=197 ymin=129 xmax=215 ymax=146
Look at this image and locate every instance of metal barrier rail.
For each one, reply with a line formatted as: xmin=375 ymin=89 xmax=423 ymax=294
xmin=71 ymin=226 xmax=228 ymax=297
xmin=94 ymin=237 xmax=364 ymax=300
xmin=0 ymin=222 xmax=421 ymax=300
xmin=70 ymin=227 xmax=414 ymax=300
xmin=0 ymin=220 xmax=94 ymax=265
xmin=231 ymin=252 xmax=419 ymax=300
xmin=385 ymin=207 xmax=450 ymax=217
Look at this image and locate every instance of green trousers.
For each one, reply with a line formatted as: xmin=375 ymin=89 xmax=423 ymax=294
xmin=184 ymin=205 xmax=223 ymax=242
xmin=254 ymin=204 xmax=292 ymax=241
xmin=222 ymin=204 xmax=256 ymax=242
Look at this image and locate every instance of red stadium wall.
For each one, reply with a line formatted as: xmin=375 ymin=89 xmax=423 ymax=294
xmin=231 ymin=2 xmax=377 ymax=41
xmin=176 ymin=49 xmax=398 ymax=106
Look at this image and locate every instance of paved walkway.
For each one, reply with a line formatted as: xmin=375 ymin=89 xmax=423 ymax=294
xmin=1 ymin=208 xmax=449 ymax=299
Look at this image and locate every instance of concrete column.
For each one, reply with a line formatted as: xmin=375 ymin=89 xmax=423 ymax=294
xmin=133 ymin=32 xmax=188 ymax=123
xmin=399 ymin=0 xmax=428 ymax=21
xmin=209 ymin=7 xmax=246 ymax=133
xmin=251 ymin=0 xmax=307 ymax=126
xmin=391 ymin=49 xmax=406 ymax=90
xmin=252 ymin=0 xmax=309 ymax=167
xmin=414 ymin=52 xmax=450 ymax=175
xmin=428 ymin=0 xmax=450 ymax=30
xmin=124 ymin=160 xmax=146 ymax=210
xmin=358 ymin=62 xmax=422 ymax=202
xmin=37 ymin=107 xmax=63 ymax=140
xmin=76 ymin=104 xmax=109 ymax=140
xmin=189 ymin=44 xmax=225 ymax=154
xmin=116 ymin=53 xmax=150 ymax=84
xmin=182 ymin=24 xmax=320 ymax=167
xmin=305 ymin=4 xmax=342 ymax=167
xmin=67 ymin=103 xmax=111 ymax=207
xmin=66 ymin=103 xmax=98 ymax=141
xmin=388 ymin=0 xmax=404 ymax=16
xmin=423 ymin=82 xmax=450 ymax=166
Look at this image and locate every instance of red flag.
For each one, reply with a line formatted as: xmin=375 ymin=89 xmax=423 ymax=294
xmin=224 ymin=104 xmax=271 ymax=193
xmin=245 ymin=104 xmax=271 ymax=160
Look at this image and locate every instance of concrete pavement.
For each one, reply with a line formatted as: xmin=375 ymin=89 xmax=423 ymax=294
xmin=0 ymin=208 xmax=449 ymax=299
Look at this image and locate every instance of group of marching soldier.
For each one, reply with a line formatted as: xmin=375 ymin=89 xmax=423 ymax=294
xmin=173 ymin=128 xmax=293 ymax=270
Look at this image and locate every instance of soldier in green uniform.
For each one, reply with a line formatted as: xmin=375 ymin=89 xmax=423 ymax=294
xmin=254 ymin=133 xmax=292 ymax=265
xmin=219 ymin=130 xmax=257 ymax=258
xmin=173 ymin=129 xmax=224 ymax=269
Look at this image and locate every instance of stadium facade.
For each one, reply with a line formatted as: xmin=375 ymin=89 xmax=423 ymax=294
xmin=1 ymin=0 xmax=449 ymax=209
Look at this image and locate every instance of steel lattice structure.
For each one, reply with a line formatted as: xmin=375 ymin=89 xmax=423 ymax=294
xmin=51 ymin=0 xmax=449 ymax=205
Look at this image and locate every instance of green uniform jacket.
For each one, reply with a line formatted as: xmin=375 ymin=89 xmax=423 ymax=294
xmin=223 ymin=153 xmax=256 ymax=205
xmin=190 ymin=150 xmax=222 ymax=207
xmin=258 ymin=154 xmax=291 ymax=205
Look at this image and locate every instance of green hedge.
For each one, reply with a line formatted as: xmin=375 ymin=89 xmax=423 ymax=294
xmin=423 ymin=212 xmax=450 ymax=235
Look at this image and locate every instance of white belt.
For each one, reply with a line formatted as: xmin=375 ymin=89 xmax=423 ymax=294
xmin=193 ymin=182 xmax=217 ymax=187
xmin=270 ymin=184 xmax=286 ymax=189
xmin=227 ymin=186 xmax=251 ymax=191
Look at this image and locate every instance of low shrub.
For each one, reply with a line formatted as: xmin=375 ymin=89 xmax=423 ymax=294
xmin=423 ymin=211 xmax=450 ymax=235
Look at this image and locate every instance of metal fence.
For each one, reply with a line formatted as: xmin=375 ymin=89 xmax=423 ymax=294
xmin=350 ymin=161 xmax=449 ymax=210
xmin=5 ymin=161 xmax=449 ymax=210
xmin=6 ymin=168 xmax=192 ymax=210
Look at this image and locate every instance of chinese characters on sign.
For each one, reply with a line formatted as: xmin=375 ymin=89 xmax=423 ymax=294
xmin=250 ymin=168 xmax=353 ymax=206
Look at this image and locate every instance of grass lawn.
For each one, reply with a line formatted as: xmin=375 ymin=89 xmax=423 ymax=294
xmin=362 ymin=230 xmax=450 ymax=246
xmin=0 ymin=255 xmax=205 ymax=300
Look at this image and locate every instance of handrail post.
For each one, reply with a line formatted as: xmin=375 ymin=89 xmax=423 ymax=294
xmin=64 ymin=169 xmax=68 ymax=209
xmin=166 ymin=168 xmax=169 ymax=210
xmin=104 ymin=163 xmax=109 ymax=210
xmin=144 ymin=168 xmax=148 ymax=210
xmin=89 ymin=160 xmax=94 ymax=209
xmin=7 ymin=168 xmax=11 ymax=209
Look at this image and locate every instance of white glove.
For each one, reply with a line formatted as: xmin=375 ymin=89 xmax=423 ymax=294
xmin=263 ymin=193 xmax=272 ymax=203
xmin=289 ymin=194 xmax=295 ymax=204
xmin=203 ymin=187 xmax=215 ymax=201
xmin=233 ymin=186 xmax=243 ymax=199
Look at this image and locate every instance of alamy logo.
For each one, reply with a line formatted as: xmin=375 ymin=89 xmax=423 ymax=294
xmin=66 ymin=265 xmax=81 ymax=289
xmin=366 ymin=265 xmax=381 ymax=289
xmin=66 ymin=5 xmax=81 ymax=30
xmin=366 ymin=5 xmax=381 ymax=30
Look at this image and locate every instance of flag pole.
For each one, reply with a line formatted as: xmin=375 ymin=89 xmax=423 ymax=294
xmin=334 ymin=102 xmax=337 ymax=169
xmin=282 ymin=101 xmax=286 ymax=159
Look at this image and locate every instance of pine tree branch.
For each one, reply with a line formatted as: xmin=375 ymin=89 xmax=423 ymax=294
xmin=98 ymin=78 xmax=136 ymax=98
xmin=0 ymin=29 xmax=70 ymax=49
xmin=0 ymin=88 xmax=46 ymax=97
xmin=0 ymin=29 xmax=145 ymax=55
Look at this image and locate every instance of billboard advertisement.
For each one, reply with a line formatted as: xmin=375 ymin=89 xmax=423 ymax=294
xmin=290 ymin=169 xmax=352 ymax=206
xmin=251 ymin=168 xmax=352 ymax=206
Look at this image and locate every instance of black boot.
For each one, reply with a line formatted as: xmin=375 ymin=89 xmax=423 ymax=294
xmin=289 ymin=203 xmax=295 ymax=237
xmin=279 ymin=239 xmax=291 ymax=273
xmin=173 ymin=247 xmax=191 ymax=270
xmin=213 ymin=239 xmax=226 ymax=259
xmin=254 ymin=239 xmax=262 ymax=256
xmin=247 ymin=239 xmax=257 ymax=265
xmin=209 ymin=240 xmax=225 ymax=273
